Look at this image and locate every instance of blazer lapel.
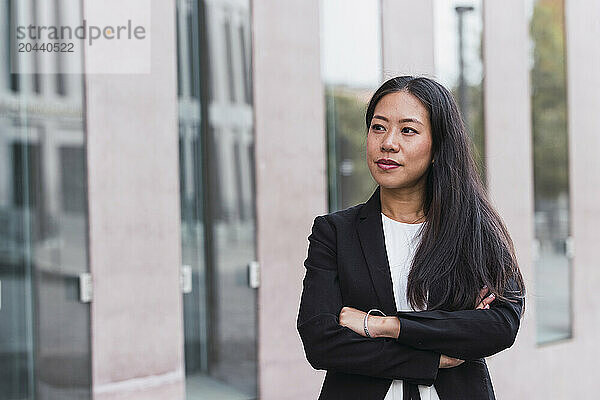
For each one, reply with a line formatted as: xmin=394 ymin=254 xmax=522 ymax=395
xmin=357 ymin=185 xmax=398 ymax=316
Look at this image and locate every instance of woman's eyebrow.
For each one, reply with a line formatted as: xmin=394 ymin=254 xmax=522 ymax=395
xmin=373 ymin=115 xmax=424 ymax=126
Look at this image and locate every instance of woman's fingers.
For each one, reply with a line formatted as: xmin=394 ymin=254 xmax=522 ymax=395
xmin=475 ymin=286 xmax=488 ymax=309
xmin=476 ymin=286 xmax=496 ymax=309
xmin=476 ymin=294 xmax=495 ymax=309
xmin=476 ymin=294 xmax=496 ymax=309
xmin=482 ymin=292 xmax=495 ymax=307
xmin=439 ymin=354 xmax=465 ymax=368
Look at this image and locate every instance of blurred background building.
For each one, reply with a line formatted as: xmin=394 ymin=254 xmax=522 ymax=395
xmin=0 ymin=0 xmax=598 ymax=399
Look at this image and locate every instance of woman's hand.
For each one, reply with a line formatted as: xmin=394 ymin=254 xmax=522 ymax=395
xmin=475 ymin=285 xmax=496 ymax=309
xmin=338 ymin=306 xmax=369 ymax=337
xmin=439 ymin=286 xmax=497 ymax=368
xmin=439 ymin=354 xmax=465 ymax=368
xmin=338 ymin=306 xmax=400 ymax=338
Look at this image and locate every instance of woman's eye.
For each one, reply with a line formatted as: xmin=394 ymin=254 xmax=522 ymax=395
xmin=371 ymin=124 xmax=385 ymax=132
xmin=401 ymin=127 xmax=417 ymax=135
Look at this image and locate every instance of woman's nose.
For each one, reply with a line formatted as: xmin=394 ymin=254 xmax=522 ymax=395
xmin=381 ymin=129 xmax=400 ymax=152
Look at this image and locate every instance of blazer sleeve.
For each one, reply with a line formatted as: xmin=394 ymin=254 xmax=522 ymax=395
xmin=395 ymin=278 xmax=525 ymax=361
xmin=297 ymin=215 xmax=441 ymax=386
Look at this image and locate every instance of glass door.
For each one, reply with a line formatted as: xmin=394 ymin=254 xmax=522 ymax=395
xmin=176 ymin=0 xmax=257 ymax=398
xmin=0 ymin=1 xmax=91 ymax=398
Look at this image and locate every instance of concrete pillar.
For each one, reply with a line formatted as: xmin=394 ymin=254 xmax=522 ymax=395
xmin=381 ymin=0 xmax=435 ymax=78
xmin=563 ymin=0 xmax=600 ymax=392
xmin=84 ymin=0 xmax=185 ymax=399
xmin=484 ymin=1 xmax=600 ymax=398
xmin=482 ymin=1 xmax=537 ymax=398
xmin=251 ymin=0 xmax=327 ymax=399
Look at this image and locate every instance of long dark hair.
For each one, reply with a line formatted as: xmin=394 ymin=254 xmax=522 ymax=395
xmin=365 ymin=76 xmax=525 ymax=314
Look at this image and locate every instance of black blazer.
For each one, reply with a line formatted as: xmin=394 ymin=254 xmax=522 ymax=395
xmin=297 ymin=186 xmax=524 ymax=400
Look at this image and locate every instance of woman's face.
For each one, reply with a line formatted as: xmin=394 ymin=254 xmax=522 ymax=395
xmin=366 ymin=90 xmax=433 ymax=190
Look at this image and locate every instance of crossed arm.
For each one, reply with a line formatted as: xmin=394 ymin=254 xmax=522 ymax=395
xmin=297 ymin=216 xmax=524 ymax=385
xmin=339 ymin=282 xmax=520 ymax=362
xmin=338 ymin=284 xmax=500 ymax=365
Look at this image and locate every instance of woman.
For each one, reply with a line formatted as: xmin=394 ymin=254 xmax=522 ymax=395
xmin=297 ymin=76 xmax=526 ymax=400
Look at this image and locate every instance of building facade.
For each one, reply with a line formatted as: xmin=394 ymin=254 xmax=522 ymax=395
xmin=0 ymin=0 xmax=598 ymax=399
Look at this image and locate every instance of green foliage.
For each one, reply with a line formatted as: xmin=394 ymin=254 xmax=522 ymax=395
xmin=325 ymin=86 xmax=377 ymax=210
xmin=530 ymin=0 xmax=569 ymax=201
xmin=450 ymin=83 xmax=486 ymax=186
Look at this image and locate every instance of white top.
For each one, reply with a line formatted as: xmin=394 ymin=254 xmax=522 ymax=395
xmin=381 ymin=212 xmax=440 ymax=400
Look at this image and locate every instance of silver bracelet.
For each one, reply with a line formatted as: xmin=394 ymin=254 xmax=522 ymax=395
xmin=364 ymin=308 xmax=387 ymax=338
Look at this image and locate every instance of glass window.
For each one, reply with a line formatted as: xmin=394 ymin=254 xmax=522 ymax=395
xmin=0 ymin=0 xmax=91 ymax=398
xmin=238 ymin=24 xmax=251 ymax=105
xmin=59 ymin=146 xmax=86 ymax=214
xmin=434 ymin=0 xmax=485 ymax=182
xmin=320 ymin=0 xmax=382 ymax=211
xmin=528 ymin=0 xmax=572 ymax=345
xmin=176 ymin=0 xmax=257 ymax=398
xmin=223 ymin=19 xmax=236 ymax=103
